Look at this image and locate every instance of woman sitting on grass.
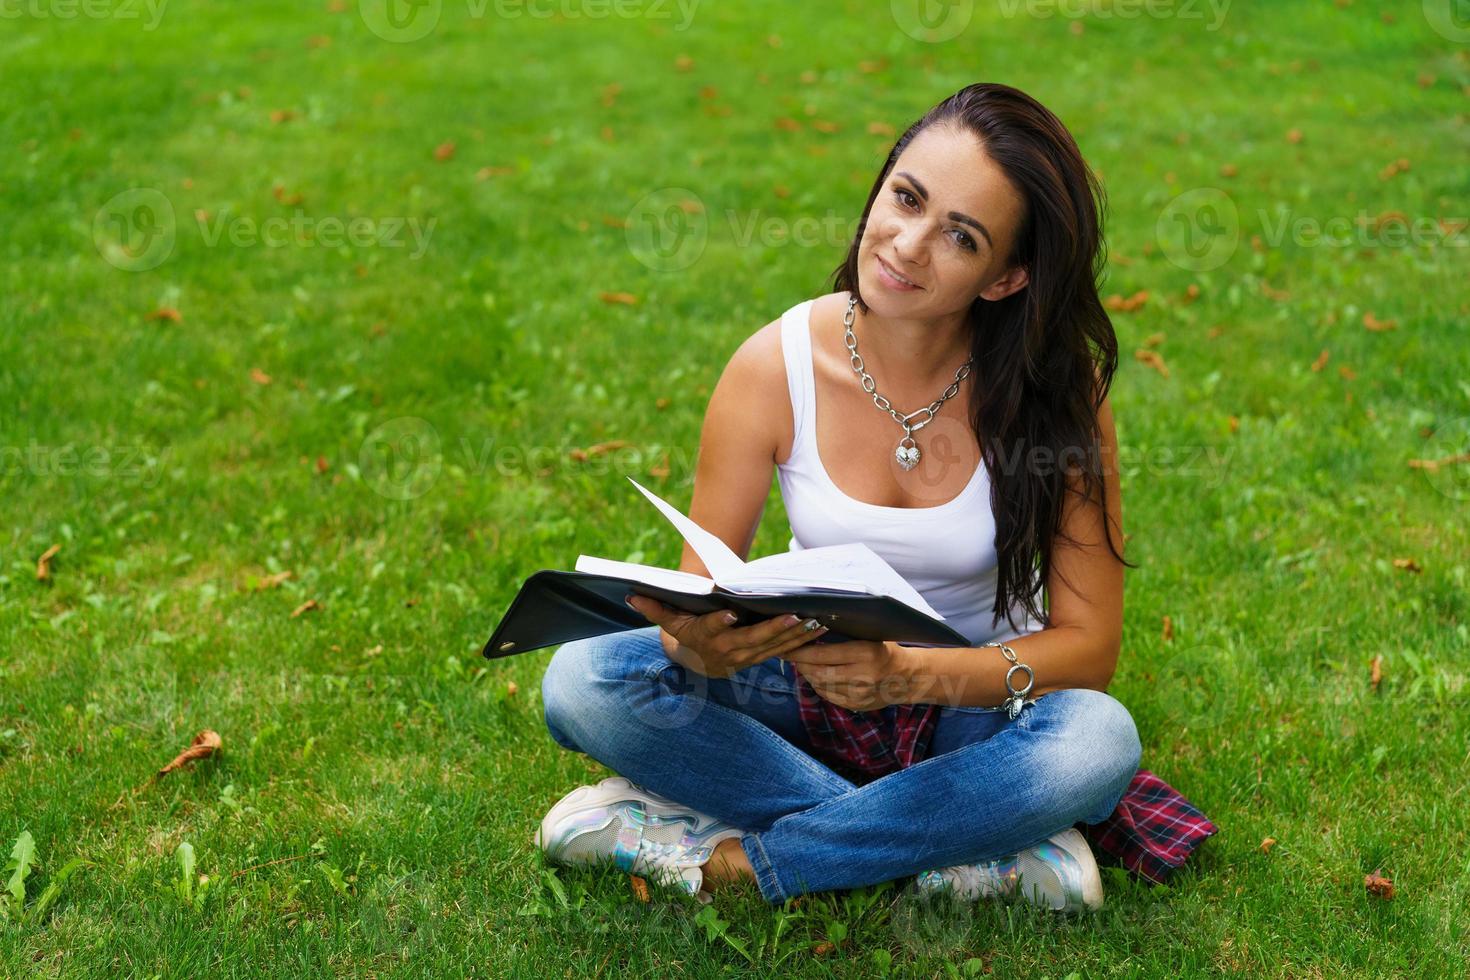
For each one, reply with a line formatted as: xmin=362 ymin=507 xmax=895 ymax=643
xmin=535 ymin=82 xmax=1211 ymax=910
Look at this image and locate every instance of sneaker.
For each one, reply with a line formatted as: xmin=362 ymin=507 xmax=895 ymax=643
xmin=534 ymin=776 xmax=745 ymax=903
xmin=913 ymin=827 xmax=1104 ymax=913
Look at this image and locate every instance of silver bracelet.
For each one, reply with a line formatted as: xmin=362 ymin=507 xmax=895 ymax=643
xmin=979 ymin=641 xmax=1036 ymax=720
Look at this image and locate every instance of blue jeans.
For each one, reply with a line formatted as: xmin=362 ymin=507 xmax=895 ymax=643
xmin=540 ymin=626 xmax=1142 ymax=905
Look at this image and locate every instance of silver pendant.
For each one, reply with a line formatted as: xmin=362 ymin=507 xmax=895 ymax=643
xmin=895 ymin=437 xmax=920 ymax=471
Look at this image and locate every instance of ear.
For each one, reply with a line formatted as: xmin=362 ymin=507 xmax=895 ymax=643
xmin=978 ymin=264 xmax=1028 ymax=302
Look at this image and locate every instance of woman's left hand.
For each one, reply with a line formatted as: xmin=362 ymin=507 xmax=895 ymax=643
xmin=778 ymin=640 xmax=916 ymax=712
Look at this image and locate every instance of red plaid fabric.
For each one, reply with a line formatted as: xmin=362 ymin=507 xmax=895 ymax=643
xmin=793 ymin=675 xmax=1218 ymax=883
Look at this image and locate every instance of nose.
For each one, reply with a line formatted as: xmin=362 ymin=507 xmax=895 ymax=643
xmin=890 ymin=214 xmax=930 ymax=267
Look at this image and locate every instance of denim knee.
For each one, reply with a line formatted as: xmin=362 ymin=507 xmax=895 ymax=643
xmin=540 ymin=628 xmax=665 ymax=751
xmin=1035 ymin=688 xmax=1142 ymax=824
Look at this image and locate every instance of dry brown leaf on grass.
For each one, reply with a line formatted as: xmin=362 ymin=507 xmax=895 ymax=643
xmin=813 ymin=940 xmax=836 ymax=956
xmin=272 ymin=184 xmax=304 ymax=206
xmin=1104 ymin=290 xmax=1149 ymax=313
xmin=1338 ymin=364 xmax=1357 ymax=381
xmin=567 ymin=440 xmax=631 ymax=465
xmin=269 ymin=108 xmax=297 ymax=124
xmin=1363 ymin=312 xmax=1397 ymax=332
xmin=601 ymin=82 xmax=622 ymax=107
xmin=673 ymin=54 xmax=694 ymax=72
xmin=475 ymin=166 xmax=515 ymax=181
xmin=506 ymin=681 xmax=518 ymax=696
xmin=1392 ymin=557 xmax=1422 ymax=573
xmin=599 ymin=292 xmax=638 ymax=306
xmin=1370 ymin=654 xmax=1383 ymax=691
xmin=1142 ymin=332 xmax=1165 ymax=348
xmin=158 ymin=730 xmax=222 ymax=777
xmin=146 ymin=307 xmax=183 ymax=323
xmin=1161 ymin=615 xmax=1174 ymax=642
xmin=290 ymin=599 xmax=320 ymax=618
xmin=1134 ymin=349 xmax=1169 ymax=378
xmin=1310 ymin=349 xmax=1330 ymax=372
xmin=1378 ymin=158 xmax=1410 ymax=180
xmin=1407 ymin=451 xmax=1470 ymax=472
xmin=1259 ymin=837 xmax=1277 ymax=854
xmin=1259 ymin=281 xmax=1291 ymax=302
xmin=433 ymin=141 xmax=456 ymax=162
xmin=774 ymin=117 xmax=802 ymax=132
xmin=36 ymin=544 xmax=61 ymax=581
xmin=1364 ymin=871 xmax=1395 ymax=899
xmin=255 ymin=570 xmax=293 ymax=590
xmin=867 ymin=121 xmax=895 ymax=137
xmin=250 ymin=368 xmax=273 ymax=385
xmin=629 ymin=874 xmax=650 ymax=902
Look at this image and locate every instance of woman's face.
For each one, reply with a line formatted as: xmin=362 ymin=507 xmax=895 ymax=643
xmin=857 ymin=123 xmax=1029 ymax=320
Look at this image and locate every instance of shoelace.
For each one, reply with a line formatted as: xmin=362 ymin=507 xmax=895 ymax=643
xmin=921 ymin=855 xmax=1019 ymax=899
xmin=610 ymin=807 xmax=712 ymax=894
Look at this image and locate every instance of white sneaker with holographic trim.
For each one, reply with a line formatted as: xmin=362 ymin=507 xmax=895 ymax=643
xmin=534 ymin=776 xmax=745 ymax=904
xmin=913 ymin=827 xmax=1104 ymax=913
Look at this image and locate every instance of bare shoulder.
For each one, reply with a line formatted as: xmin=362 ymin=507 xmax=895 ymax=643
xmin=710 ymin=314 xmax=788 ymax=464
xmin=708 ymin=294 xmax=844 ymax=465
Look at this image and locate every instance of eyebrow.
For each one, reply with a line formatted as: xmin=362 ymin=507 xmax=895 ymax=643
xmin=894 ymin=170 xmax=994 ymax=248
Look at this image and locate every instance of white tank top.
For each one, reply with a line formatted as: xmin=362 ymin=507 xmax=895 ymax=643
xmin=774 ymin=298 xmax=1045 ymax=646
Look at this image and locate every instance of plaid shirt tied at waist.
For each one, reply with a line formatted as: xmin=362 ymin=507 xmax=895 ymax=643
xmin=792 ymin=672 xmax=1218 ymax=885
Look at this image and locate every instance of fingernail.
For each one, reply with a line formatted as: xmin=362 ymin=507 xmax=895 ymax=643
xmin=800 ymin=618 xmax=821 ymax=631
xmin=784 ymin=615 xmax=801 ymax=627
xmin=625 ymin=594 xmax=639 ymax=608
xmin=723 ymin=612 xmax=738 ymax=625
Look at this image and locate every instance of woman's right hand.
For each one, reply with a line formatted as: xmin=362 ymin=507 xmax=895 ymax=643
xmin=625 ymin=594 xmax=829 ymax=679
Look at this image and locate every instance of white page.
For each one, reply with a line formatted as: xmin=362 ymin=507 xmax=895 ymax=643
xmin=623 ymin=477 xmax=943 ymax=621
xmin=733 ymin=543 xmax=945 ymax=620
xmin=625 ymin=477 xmax=746 ymax=582
xmin=574 ymin=555 xmax=717 ymax=595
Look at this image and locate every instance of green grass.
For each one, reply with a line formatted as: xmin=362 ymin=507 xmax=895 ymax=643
xmin=2 ymin=0 xmax=1469 ymax=975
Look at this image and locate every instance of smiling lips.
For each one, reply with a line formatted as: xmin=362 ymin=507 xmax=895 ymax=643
xmin=876 ymin=254 xmax=921 ymax=290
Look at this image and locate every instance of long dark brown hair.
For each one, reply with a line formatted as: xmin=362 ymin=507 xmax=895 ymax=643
xmin=832 ymin=82 xmax=1134 ymax=633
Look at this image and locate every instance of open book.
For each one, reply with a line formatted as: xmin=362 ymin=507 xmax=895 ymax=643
xmin=482 ymin=477 xmax=968 ymax=658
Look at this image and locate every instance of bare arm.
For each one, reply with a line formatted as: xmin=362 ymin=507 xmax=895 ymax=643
xmin=658 ymin=320 xmax=795 ymax=666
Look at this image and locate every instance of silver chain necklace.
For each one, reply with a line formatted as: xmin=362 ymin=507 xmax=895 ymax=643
xmin=843 ymin=294 xmax=973 ymax=472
